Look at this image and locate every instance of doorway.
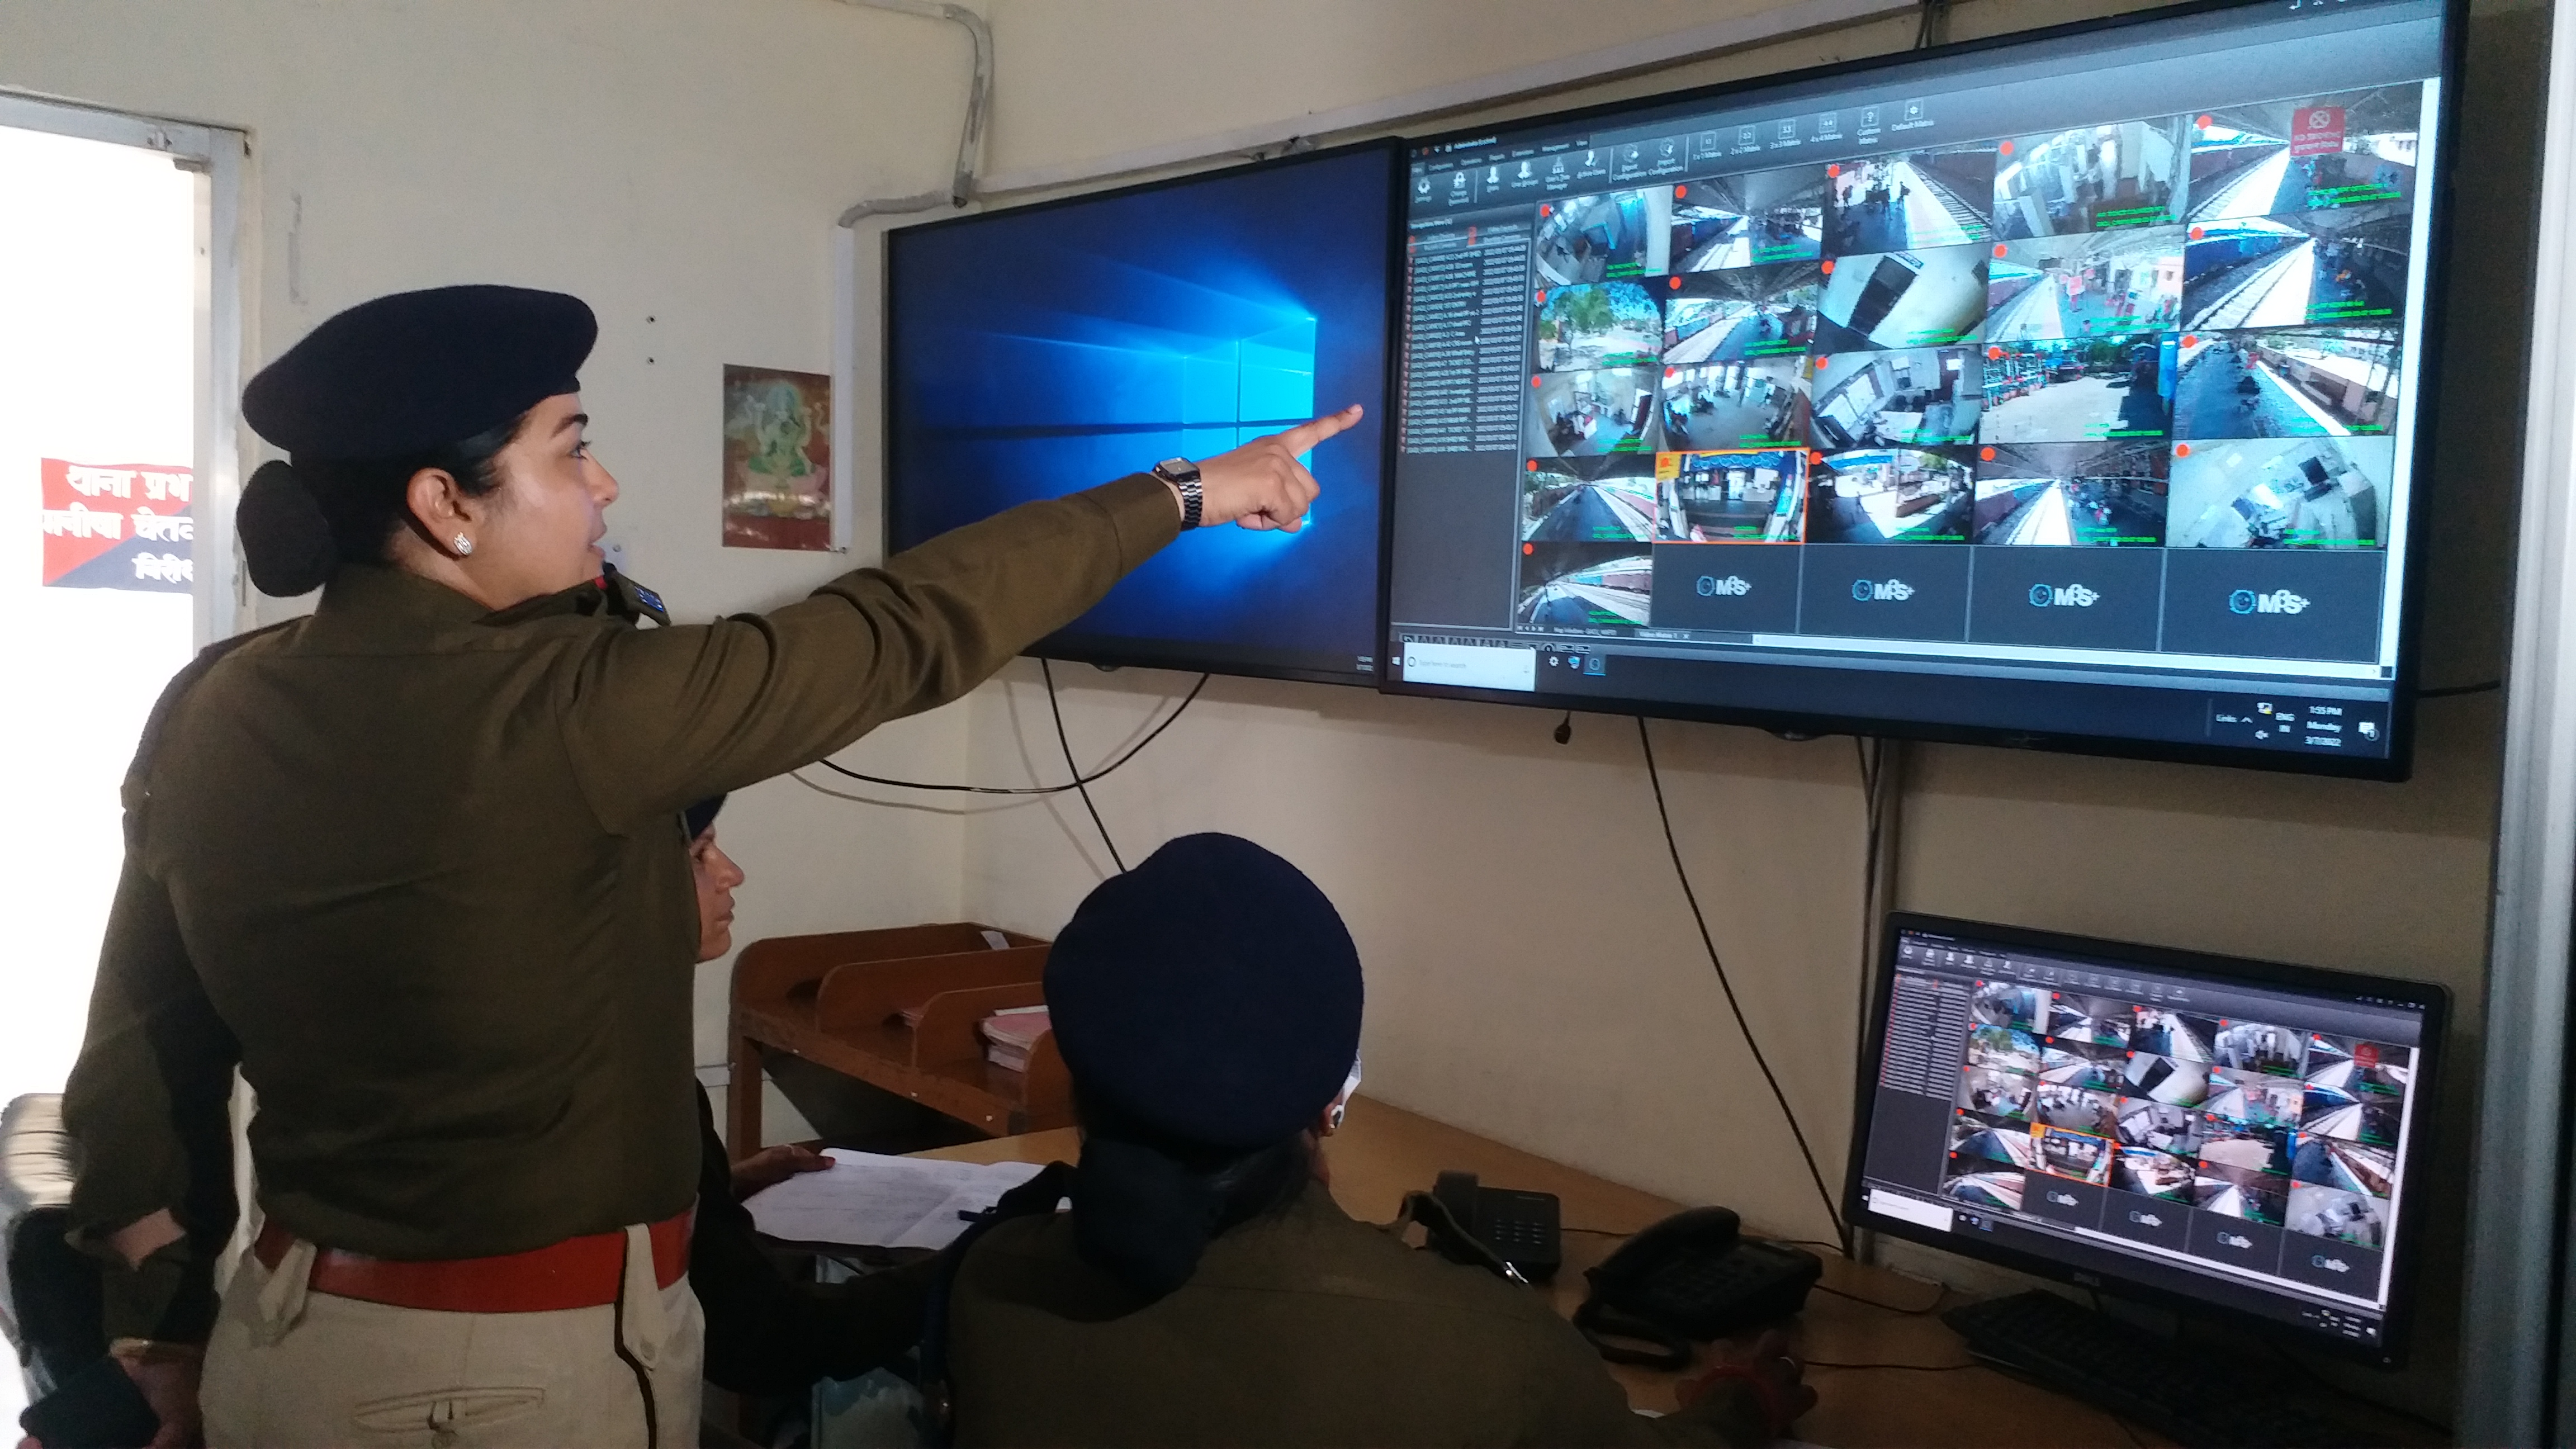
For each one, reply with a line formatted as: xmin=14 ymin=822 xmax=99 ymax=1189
xmin=0 ymin=92 xmax=242 ymax=1427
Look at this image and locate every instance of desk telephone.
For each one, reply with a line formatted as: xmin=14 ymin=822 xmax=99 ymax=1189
xmin=1573 ymin=1206 xmax=1822 ymax=1370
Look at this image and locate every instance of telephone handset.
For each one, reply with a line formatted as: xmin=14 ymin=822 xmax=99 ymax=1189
xmin=1574 ymin=1206 xmax=1822 ymax=1369
xmin=1399 ymin=1170 xmax=1564 ymax=1284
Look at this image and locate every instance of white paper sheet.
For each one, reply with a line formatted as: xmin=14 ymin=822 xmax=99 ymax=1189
xmin=744 ymin=1149 xmax=1047 ymax=1249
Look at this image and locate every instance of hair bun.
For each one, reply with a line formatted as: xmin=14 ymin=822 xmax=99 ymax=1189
xmin=238 ymin=460 xmax=338 ymax=595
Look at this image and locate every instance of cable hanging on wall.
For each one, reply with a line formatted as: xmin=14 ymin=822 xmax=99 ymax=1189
xmin=1636 ymin=716 xmax=1849 ymax=1251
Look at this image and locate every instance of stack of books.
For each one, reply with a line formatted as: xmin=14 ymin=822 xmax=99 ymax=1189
xmin=979 ymin=1006 xmax=1050 ymax=1073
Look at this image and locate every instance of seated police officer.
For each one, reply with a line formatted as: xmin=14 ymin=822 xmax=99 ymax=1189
xmin=678 ymin=795 xmax=934 ymax=1405
xmin=941 ymin=834 xmax=1811 ymax=1448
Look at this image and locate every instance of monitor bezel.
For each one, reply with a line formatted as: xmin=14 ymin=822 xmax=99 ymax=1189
xmin=880 ymin=136 xmax=1409 ymax=690
xmin=1376 ymin=0 xmax=2465 ymax=780
xmin=1845 ymin=910 xmax=2451 ymax=1368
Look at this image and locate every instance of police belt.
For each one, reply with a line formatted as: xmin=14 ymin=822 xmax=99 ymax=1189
xmin=253 ymin=1209 xmax=692 ymax=1313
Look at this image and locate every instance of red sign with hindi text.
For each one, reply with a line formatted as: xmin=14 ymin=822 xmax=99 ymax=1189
xmin=40 ymin=458 xmax=195 ymax=591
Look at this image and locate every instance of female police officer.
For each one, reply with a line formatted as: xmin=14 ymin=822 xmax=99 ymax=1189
xmin=57 ymin=284 xmax=1356 ymax=1448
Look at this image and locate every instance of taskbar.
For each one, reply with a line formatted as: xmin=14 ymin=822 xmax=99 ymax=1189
xmin=1389 ymin=628 xmax=2395 ymax=763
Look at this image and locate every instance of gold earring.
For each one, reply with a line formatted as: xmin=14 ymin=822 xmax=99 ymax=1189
xmin=453 ymin=533 xmax=475 ymax=557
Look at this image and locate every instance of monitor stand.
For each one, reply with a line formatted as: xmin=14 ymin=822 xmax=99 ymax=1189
xmin=1942 ymin=1290 xmax=2390 ymax=1448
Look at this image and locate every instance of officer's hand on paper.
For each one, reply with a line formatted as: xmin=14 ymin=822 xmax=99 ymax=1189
xmin=1187 ymin=404 xmax=1363 ymax=533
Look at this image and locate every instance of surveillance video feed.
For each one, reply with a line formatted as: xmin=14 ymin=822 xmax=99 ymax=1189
xmin=2206 ymin=1066 xmax=2305 ymax=1129
xmin=1860 ymin=927 xmax=2431 ymax=1341
xmin=2183 ymin=203 xmax=2412 ymax=330
xmin=2115 ymin=1144 xmax=2195 ymax=1199
xmin=1522 ymin=458 xmax=1659 ymax=543
xmin=1537 ymin=187 xmax=1674 ymax=285
xmin=2040 ymin=1126 xmax=2114 ymax=1184
xmin=1655 ymin=447 xmax=1808 ymax=543
xmin=2040 ymin=1038 xmax=2126 ymax=1090
xmin=2035 ymin=1083 xmax=2120 ymax=1136
xmin=1987 ymin=228 xmax=2185 ymax=340
xmin=1809 ymin=448 xmax=1974 ymax=544
xmin=1971 ymin=441 xmax=2170 ymax=547
xmin=1973 ymin=980 xmax=2044 ymax=1030
xmin=2167 ymin=437 xmax=2394 ymax=550
xmin=2186 ymin=86 xmax=2423 ymax=223
xmin=1660 ymin=360 xmax=1809 ymax=449
xmin=1673 ymin=167 xmax=1830 ymax=268
xmin=1528 ymin=368 xmax=1663 ymax=458
xmin=1980 ymin=332 xmax=2175 ymax=443
xmin=1824 ymin=148 xmax=1999 ymax=254
xmin=2132 ymin=1008 xmax=2220 ymax=1062
xmin=1661 ymin=264 xmax=1825 ymax=361
xmin=1993 ymin=117 xmax=2193 ymax=237
xmin=1962 ymin=1064 xmax=2038 ymax=1120
xmin=1537 ymin=282 xmax=1663 ymax=372
xmin=1516 ymin=542 xmax=1653 ymax=630
xmin=1815 ymin=247 xmax=1990 ymax=352
xmin=2124 ymin=1052 xmax=2211 ymax=1107
xmin=2170 ymin=325 xmax=2401 ymax=439
xmin=1810 ymin=347 xmax=1981 ymax=449
xmin=1393 ymin=0 xmax=2441 ymax=768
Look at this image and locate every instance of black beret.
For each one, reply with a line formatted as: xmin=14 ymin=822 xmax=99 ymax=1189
xmin=1046 ymin=834 xmax=1362 ymax=1152
xmin=683 ymin=795 xmax=727 ymax=842
xmin=242 ymin=285 xmax=595 ymax=458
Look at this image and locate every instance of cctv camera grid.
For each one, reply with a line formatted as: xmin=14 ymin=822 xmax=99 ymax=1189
xmin=1935 ymin=972 xmax=2414 ymax=1296
xmin=1947 ymin=974 xmax=2411 ymax=1268
xmin=1443 ymin=73 xmax=2425 ymax=667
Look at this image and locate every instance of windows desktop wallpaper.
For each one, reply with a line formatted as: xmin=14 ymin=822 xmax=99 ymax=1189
xmin=886 ymin=144 xmax=1394 ymax=679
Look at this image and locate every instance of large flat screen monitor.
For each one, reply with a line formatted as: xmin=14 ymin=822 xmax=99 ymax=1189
xmin=1848 ymin=913 xmax=2446 ymax=1365
xmin=885 ymin=141 xmax=1399 ymax=686
xmin=1381 ymin=0 xmax=2457 ymax=775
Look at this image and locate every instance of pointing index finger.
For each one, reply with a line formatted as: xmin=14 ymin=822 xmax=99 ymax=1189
xmin=1270 ymin=403 xmax=1365 ymax=456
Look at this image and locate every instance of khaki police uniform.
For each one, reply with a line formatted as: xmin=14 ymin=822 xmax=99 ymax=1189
xmin=947 ymin=1178 xmax=1775 ymax=1448
xmin=63 ymin=473 xmax=1180 ymax=1446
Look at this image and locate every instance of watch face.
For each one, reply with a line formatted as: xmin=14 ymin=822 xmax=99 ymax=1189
xmin=1157 ymin=457 xmax=1196 ymax=477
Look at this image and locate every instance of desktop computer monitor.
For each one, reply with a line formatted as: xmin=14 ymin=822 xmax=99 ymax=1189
xmin=1846 ymin=913 xmax=2446 ymax=1365
xmin=1380 ymin=0 xmax=2462 ymax=776
xmin=883 ymin=140 xmax=1400 ymax=686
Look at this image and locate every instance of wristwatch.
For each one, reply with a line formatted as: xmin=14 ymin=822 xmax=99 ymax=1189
xmin=1152 ymin=456 xmax=1203 ymax=528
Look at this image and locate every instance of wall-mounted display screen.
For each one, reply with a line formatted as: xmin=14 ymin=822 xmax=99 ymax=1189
xmin=885 ymin=141 xmax=1398 ymax=686
xmin=1381 ymin=0 xmax=2454 ymax=775
xmin=1849 ymin=915 xmax=2446 ymax=1365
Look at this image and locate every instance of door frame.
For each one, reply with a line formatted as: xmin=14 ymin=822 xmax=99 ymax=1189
xmin=0 ymin=90 xmax=247 ymax=646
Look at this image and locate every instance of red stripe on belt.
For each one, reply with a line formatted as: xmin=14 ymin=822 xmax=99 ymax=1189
xmin=253 ymin=1209 xmax=692 ymax=1314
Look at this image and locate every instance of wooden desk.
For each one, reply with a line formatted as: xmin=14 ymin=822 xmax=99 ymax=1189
xmin=916 ymin=1094 xmax=2173 ymax=1448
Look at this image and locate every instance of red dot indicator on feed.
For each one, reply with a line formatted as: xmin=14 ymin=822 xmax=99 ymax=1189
xmin=1815 ymin=355 xmax=1831 ymax=370
xmin=1531 ymin=375 xmax=1542 ymax=387
xmin=1827 ymin=164 xmax=1840 ymax=178
xmin=1980 ymin=447 xmax=1997 ymax=461
xmin=1535 ymin=289 xmax=1547 ymax=304
xmin=2176 ymin=443 xmax=2193 ymax=458
xmin=1992 ymin=243 xmax=2007 ymax=258
xmin=1665 ymin=367 xmax=1678 ymax=380
xmin=2190 ymin=225 xmax=2206 ymax=241
xmin=2198 ymin=115 xmax=2213 ymax=130
xmin=1540 ymin=204 xmax=1552 ymax=217
xmin=2183 ymin=334 xmax=2197 ymax=347
xmin=1527 ymin=459 xmax=1540 ymax=472
xmin=1821 ymin=259 xmax=1836 ymax=274
xmin=1999 ymin=140 xmax=2015 ymax=155
xmin=1675 ymin=185 xmax=1688 ymax=200
xmin=1669 ymin=276 xmax=1683 ymax=290
xmin=1987 ymin=345 xmax=2003 ymax=360
xmin=1523 ymin=543 xmax=1536 ymax=556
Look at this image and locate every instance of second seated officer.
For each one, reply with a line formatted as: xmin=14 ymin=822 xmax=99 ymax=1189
xmin=58 ymin=283 xmax=1358 ymax=1448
